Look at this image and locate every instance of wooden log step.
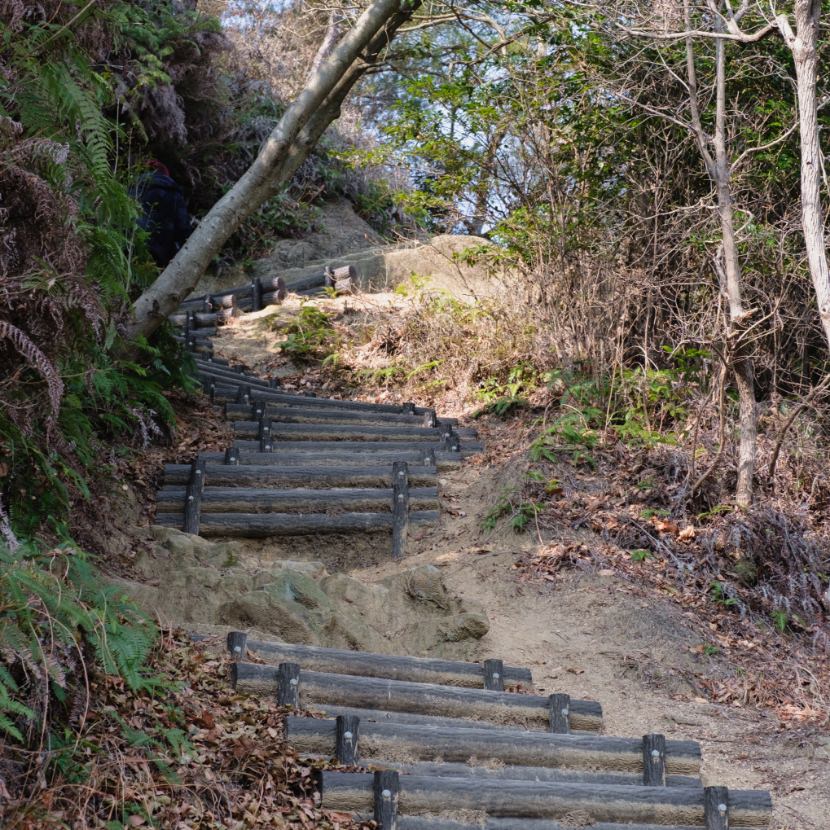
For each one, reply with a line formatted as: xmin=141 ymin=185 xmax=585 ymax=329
xmin=366 ymin=760 xmax=699 ymax=788
xmin=232 ymin=421 xmax=476 ymax=442
xmin=194 ymin=450 xmax=457 ymax=469
xmin=170 ymin=310 xmax=232 ymax=328
xmin=156 ymin=486 xmax=439 ymax=513
xmin=284 ymin=272 xmax=328 ymax=293
xmin=180 ymin=289 xmax=249 ymax=310
xmin=224 ymin=403 xmax=459 ymax=427
xmin=175 ymin=326 xmax=216 ymax=339
xmin=232 ymin=439 xmax=480 ymax=455
xmin=234 ymin=637 xmax=532 ymax=688
xmin=232 ymin=665 xmax=603 ymax=732
xmin=155 ymin=510 xmax=440 ymax=537
xmin=192 ymin=376 xmax=434 ymax=415
xmin=321 ymin=773 xmax=772 ymax=826
xmin=379 ymin=818 xmax=735 ymax=830
xmin=162 ymin=464 xmax=438 ymax=488
xmin=285 ymin=718 xmax=699 ymax=777
xmin=310 ymin=705 xmax=544 ymax=733
xmin=195 ymin=367 xmax=278 ymax=391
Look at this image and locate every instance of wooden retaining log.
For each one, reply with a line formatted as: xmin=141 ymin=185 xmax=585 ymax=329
xmin=180 ymin=291 xmax=242 ymax=311
xmin=232 ymin=665 xmax=603 ymax=732
xmin=231 ymin=421 xmax=476 ymax=442
xmin=232 ymin=439 xmax=483 ymax=455
xmin=382 ymin=819 xmax=735 ymax=830
xmin=285 ymin=718 xmax=699 ymax=777
xmin=155 ymin=510 xmax=440 ymax=537
xmin=193 ymin=377 xmax=435 ymax=415
xmin=156 ymin=485 xmax=439 ymax=514
xmin=170 ymin=310 xmax=232 ymax=328
xmin=365 ymin=760 xmax=700 ymax=789
xmin=321 ymin=773 xmax=772 ymax=827
xmin=192 ymin=450 xmax=461 ymax=469
xmin=310 ymin=705 xmax=541 ymax=732
xmin=231 ymin=637 xmax=532 ymax=688
xmin=162 ymin=463 xmax=438 ymax=488
xmin=176 ymin=326 xmax=216 ymax=339
xmin=223 ymin=403 xmax=459 ymax=427
xmin=284 ymin=272 xmax=329 ymax=293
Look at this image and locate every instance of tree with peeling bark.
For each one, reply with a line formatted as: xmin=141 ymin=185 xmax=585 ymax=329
xmin=127 ymin=0 xmax=421 ymax=341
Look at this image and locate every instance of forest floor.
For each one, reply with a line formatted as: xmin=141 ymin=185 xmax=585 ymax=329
xmin=188 ymin=289 xmax=830 ymax=830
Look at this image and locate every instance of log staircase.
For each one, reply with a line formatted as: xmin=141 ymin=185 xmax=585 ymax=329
xmin=156 ymin=267 xmax=480 ymax=555
xmin=170 ymin=270 xmax=772 ymax=827
xmin=223 ymin=631 xmax=772 ymax=829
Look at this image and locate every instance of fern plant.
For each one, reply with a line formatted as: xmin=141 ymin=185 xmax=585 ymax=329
xmin=0 ymin=542 xmax=160 ymax=747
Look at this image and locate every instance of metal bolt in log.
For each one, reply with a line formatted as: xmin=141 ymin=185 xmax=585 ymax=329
xmin=335 ymin=714 xmax=360 ymax=765
xmin=483 ymin=659 xmax=505 ymax=691
xmin=642 ymin=733 xmax=667 ymax=786
xmin=704 ymin=786 xmax=730 ymax=829
xmin=259 ymin=416 xmax=272 ymax=453
xmin=548 ymin=692 xmax=571 ymax=733
xmin=373 ymin=770 xmax=400 ymax=830
xmin=391 ymin=461 xmax=410 ymax=561
xmin=227 ymin=631 xmax=247 ymax=661
xmin=183 ymin=459 xmax=207 ymax=535
xmin=277 ymin=662 xmax=301 ymax=708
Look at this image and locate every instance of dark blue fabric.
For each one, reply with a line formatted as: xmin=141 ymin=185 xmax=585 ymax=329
xmin=132 ymin=172 xmax=192 ymax=267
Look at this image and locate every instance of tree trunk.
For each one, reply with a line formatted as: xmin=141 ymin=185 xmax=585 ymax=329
xmin=777 ymin=3 xmax=830 ymax=348
xmin=127 ymin=0 xmax=419 ymax=341
xmin=711 ymin=31 xmax=756 ymax=508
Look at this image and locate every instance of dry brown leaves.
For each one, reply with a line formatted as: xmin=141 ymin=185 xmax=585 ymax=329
xmin=510 ymin=436 xmax=830 ymax=730
xmin=2 ymin=632 xmax=371 ymax=830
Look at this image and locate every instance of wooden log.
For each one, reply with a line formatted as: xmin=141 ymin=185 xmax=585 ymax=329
xmin=325 ymin=264 xmax=357 ymax=286
xmin=191 ymin=450 xmax=463 ymax=470
xmin=335 ymin=714 xmax=360 ymax=765
xmin=233 ymin=665 xmax=603 ymax=732
xmin=391 ymin=461 xmax=409 ymax=560
xmin=222 ymin=403 xmax=456 ymax=426
xmin=155 ymin=486 xmax=440 ymax=514
xmin=644 ymin=733 xmax=667 ymax=786
xmin=484 ymin=659 xmax=505 ymax=692
xmin=334 ymin=276 xmax=354 ymax=295
xmin=170 ymin=311 xmax=227 ymax=328
xmin=277 ymin=662 xmax=300 ymax=707
xmin=320 ymin=773 xmax=772 ymax=826
xmin=155 ymin=510 xmax=440 ymax=537
xmin=177 ymin=326 xmax=216 ymax=339
xmin=548 ymin=694 xmax=570 ymax=734
xmin=183 ymin=459 xmax=206 ymax=534
xmin=231 ymin=420 xmax=464 ymax=442
xmin=311 ymin=705 xmax=541 ymax=732
xmin=362 ymin=760 xmax=699 ymax=789
xmin=162 ymin=463 xmax=438 ymax=488
xmin=232 ymin=439 xmax=484 ymax=455
xmin=191 ymin=376 xmax=435 ymax=415
xmin=227 ymin=631 xmax=247 ymax=661
xmin=235 ymin=638 xmax=532 ymax=688
xmin=196 ymin=365 xmax=275 ymax=390
xmin=391 ymin=820 xmax=721 ymax=830
xmin=285 ymin=272 xmax=328 ymax=293
xmin=285 ymin=718 xmax=699 ymax=776
xmin=373 ymin=770 xmax=400 ymax=830
xmin=705 ymin=787 xmax=730 ymax=830
xmin=260 ymin=274 xmax=288 ymax=300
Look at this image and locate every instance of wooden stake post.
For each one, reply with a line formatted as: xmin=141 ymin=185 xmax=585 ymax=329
xmin=391 ymin=461 xmax=409 ymax=560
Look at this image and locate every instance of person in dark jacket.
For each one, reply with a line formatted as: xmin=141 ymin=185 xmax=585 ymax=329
xmin=133 ymin=160 xmax=193 ymax=267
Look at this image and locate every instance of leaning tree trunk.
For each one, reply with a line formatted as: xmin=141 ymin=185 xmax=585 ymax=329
xmin=777 ymin=3 xmax=830 ymax=349
xmin=126 ymin=0 xmax=420 ymax=341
